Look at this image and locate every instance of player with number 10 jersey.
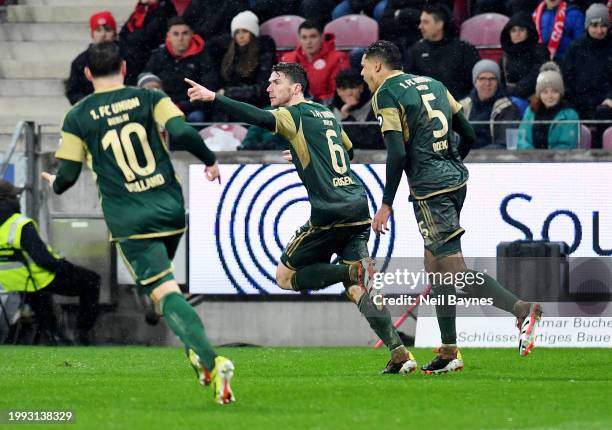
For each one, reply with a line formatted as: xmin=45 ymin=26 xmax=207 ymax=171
xmin=57 ymin=86 xmax=186 ymax=240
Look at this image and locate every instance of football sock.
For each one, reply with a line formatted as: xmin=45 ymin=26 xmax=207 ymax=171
xmin=462 ymin=270 xmax=519 ymax=314
xmin=161 ymin=292 xmax=217 ymax=370
xmin=432 ymin=284 xmax=457 ymax=345
xmin=357 ymin=294 xmax=403 ymax=350
xmin=291 ymin=263 xmax=352 ymax=291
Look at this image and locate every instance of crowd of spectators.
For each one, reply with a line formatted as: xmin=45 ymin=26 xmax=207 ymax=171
xmin=64 ymin=0 xmax=611 ymax=149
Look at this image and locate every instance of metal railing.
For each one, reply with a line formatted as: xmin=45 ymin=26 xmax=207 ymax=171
xmin=0 ymin=121 xmax=39 ymax=222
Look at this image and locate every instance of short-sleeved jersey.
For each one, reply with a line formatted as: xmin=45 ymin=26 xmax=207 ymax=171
xmin=271 ymin=101 xmax=370 ymax=227
xmin=372 ymin=72 xmax=469 ymax=200
xmin=56 ymin=86 xmax=186 ymax=240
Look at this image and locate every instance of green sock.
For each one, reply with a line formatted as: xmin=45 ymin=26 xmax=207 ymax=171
xmin=292 ymin=263 xmax=352 ymax=291
xmin=357 ymin=294 xmax=403 ymax=350
xmin=161 ymin=292 xmax=217 ymax=370
xmin=463 ymin=270 xmax=519 ymax=314
xmin=432 ymin=284 xmax=457 ymax=345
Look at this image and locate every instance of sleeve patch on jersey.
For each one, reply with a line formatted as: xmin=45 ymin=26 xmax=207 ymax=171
xmin=377 ymin=107 xmax=402 ymax=133
xmin=289 ymin=119 xmax=310 ymax=169
xmin=56 ymin=131 xmax=86 ymax=162
xmin=153 ymin=97 xmax=184 ymax=127
xmin=340 ymin=129 xmax=353 ymax=151
xmin=272 ymin=107 xmax=298 ymax=139
xmin=446 ymin=90 xmax=462 ymax=115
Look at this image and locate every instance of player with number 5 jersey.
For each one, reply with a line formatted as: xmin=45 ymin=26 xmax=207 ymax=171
xmin=186 ymin=62 xmax=418 ymax=375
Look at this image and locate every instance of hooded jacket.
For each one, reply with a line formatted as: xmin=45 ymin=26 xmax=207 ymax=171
xmin=281 ymin=33 xmax=350 ymax=103
xmin=500 ymin=12 xmax=550 ymax=100
xmin=563 ymin=33 xmax=612 ymax=118
xmin=144 ymin=34 xmax=218 ymax=114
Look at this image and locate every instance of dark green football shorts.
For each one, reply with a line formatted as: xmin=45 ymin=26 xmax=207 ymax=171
xmin=280 ymin=221 xmax=371 ymax=270
xmin=116 ymin=233 xmax=183 ymax=295
xmin=412 ymin=185 xmax=467 ymax=257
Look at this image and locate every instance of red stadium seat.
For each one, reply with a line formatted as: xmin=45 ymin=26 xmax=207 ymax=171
xmin=199 ymin=124 xmax=248 ymax=151
xmin=453 ymin=0 xmax=469 ymax=27
xmin=260 ymin=15 xmax=305 ymax=52
xmin=323 ymin=14 xmax=379 ymax=50
xmin=580 ymin=124 xmax=592 ymax=149
xmin=602 ymin=126 xmax=612 ymax=150
xmin=460 ymin=13 xmax=509 ymax=62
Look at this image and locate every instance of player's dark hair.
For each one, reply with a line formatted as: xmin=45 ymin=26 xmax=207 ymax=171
xmin=167 ymin=16 xmax=191 ymax=31
xmin=272 ymin=62 xmax=308 ymax=93
xmin=335 ymin=68 xmax=364 ymax=89
xmin=298 ymin=20 xmax=322 ymax=34
xmin=86 ymin=42 xmax=123 ymax=78
xmin=364 ymin=40 xmax=403 ymax=71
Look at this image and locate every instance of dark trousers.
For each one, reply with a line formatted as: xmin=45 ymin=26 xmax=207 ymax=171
xmin=26 ymin=264 xmax=100 ymax=333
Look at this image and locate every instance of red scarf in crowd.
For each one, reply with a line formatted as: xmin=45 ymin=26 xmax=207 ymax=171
xmin=126 ymin=0 xmax=159 ymax=32
xmin=534 ymin=1 xmax=568 ymax=59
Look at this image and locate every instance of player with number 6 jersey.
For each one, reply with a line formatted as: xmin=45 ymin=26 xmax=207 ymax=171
xmin=186 ymin=62 xmax=418 ymax=375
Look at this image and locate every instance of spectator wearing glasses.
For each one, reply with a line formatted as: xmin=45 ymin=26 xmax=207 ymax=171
xmin=460 ymin=60 xmax=521 ymax=149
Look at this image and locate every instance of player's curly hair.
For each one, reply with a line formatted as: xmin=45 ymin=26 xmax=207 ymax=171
xmin=271 ymin=62 xmax=308 ymax=94
xmin=364 ymin=40 xmax=403 ymax=71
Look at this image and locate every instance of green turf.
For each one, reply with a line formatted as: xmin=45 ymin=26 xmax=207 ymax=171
xmin=0 ymin=347 xmax=610 ymax=430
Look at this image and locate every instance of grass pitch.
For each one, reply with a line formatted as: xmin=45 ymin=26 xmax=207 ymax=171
xmin=0 ymin=347 xmax=610 ymax=430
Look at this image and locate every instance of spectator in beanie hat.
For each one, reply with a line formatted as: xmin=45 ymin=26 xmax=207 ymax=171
xmin=517 ymin=62 xmax=579 ymax=149
xmin=65 ymin=11 xmax=118 ymax=105
xmin=460 ymin=59 xmax=521 ymax=149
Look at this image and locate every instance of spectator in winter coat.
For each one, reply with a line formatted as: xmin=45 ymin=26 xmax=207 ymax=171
xmin=182 ymin=0 xmax=248 ymax=41
xmin=517 ymin=62 xmax=579 ymax=149
xmin=500 ymin=12 xmax=550 ymax=100
xmin=329 ymin=0 xmax=387 ymax=21
xmin=119 ymin=0 xmax=177 ymax=86
xmin=144 ymin=16 xmax=218 ymax=122
xmin=460 ymin=60 xmax=522 ymax=149
xmin=563 ymin=3 xmax=612 ymax=147
xmin=404 ymin=4 xmax=480 ymax=100
xmin=248 ymin=0 xmax=300 ymax=23
xmin=379 ymin=0 xmax=453 ymax=49
xmin=206 ymin=10 xmax=276 ymax=113
xmin=281 ymin=20 xmax=350 ymax=104
xmin=532 ymin=0 xmax=585 ymax=61
xmin=65 ymin=11 xmax=117 ymax=105
xmin=331 ymin=69 xmax=384 ymax=149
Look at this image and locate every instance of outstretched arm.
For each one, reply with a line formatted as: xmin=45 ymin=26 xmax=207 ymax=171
xmin=185 ymin=78 xmax=276 ymax=130
xmin=42 ymin=159 xmax=82 ymax=194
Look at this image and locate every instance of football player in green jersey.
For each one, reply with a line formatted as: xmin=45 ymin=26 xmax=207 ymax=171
xmin=361 ymin=40 xmax=542 ymax=373
xmin=186 ymin=62 xmax=418 ymax=374
xmin=41 ymin=42 xmax=235 ymax=404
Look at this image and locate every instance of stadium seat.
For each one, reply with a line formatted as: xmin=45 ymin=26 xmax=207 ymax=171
xmin=453 ymin=0 xmax=469 ymax=27
xmin=579 ymin=125 xmax=592 ymax=149
xmin=260 ymin=15 xmax=305 ymax=52
xmin=199 ymin=124 xmax=248 ymax=151
xmin=323 ymin=14 xmax=379 ymax=50
xmin=460 ymin=13 xmax=509 ymax=62
xmin=602 ymin=127 xmax=612 ymax=150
